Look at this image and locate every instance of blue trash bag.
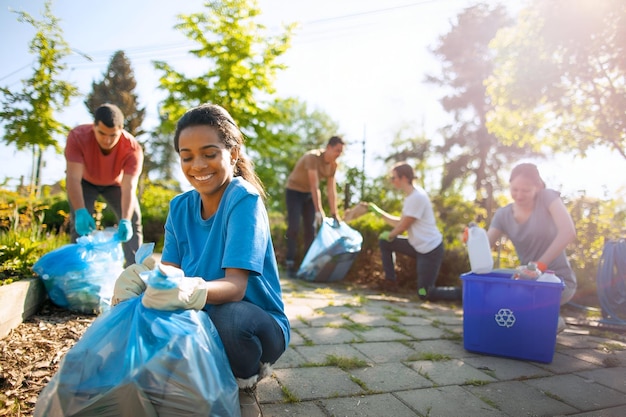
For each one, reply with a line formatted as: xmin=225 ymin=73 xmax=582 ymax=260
xmin=32 ymin=230 xmax=125 ymax=314
xmin=597 ymin=238 xmax=626 ymax=325
xmin=296 ymin=217 xmax=363 ymax=282
xmin=33 ymin=297 xmax=240 ymax=417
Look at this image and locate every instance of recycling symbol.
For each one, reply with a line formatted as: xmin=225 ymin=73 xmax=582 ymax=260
xmin=494 ymin=308 xmax=516 ymax=328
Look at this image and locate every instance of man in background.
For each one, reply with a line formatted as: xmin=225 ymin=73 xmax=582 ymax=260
xmin=65 ymin=103 xmax=143 ymax=266
xmin=284 ymin=136 xmax=344 ymax=278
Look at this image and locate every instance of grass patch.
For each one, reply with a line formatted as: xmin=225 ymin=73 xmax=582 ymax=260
xmin=280 ymin=385 xmax=300 ymax=403
xmin=463 ymin=379 xmax=491 ymax=386
xmin=409 ymin=352 xmax=451 ymax=361
xmin=325 ymin=354 xmax=368 ymax=370
xmin=314 ymin=287 xmax=336 ymax=295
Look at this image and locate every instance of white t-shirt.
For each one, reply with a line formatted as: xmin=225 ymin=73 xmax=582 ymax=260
xmin=403 ymin=186 xmax=443 ymax=253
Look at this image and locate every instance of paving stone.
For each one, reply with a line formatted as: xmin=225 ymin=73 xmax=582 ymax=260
xmin=411 ymin=338 xmax=469 ymax=358
xmin=576 ymin=367 xmax=626 ymax=394
xmin=534 ymin=350 xmax=601 ymax=374
xmin=273 ymin=346 xmax=307 ymax=368
xmin=465 ymin=380 xmax=579 ymax=416
xmin=273 ymin=367 xmax=363 ymax=401
xmin=351 ymin=362 xmax=432 ymax=392
xmin=395 ymin=385 xmax=504 ymax=417
xmin=407 ymin=359 xmax=497 ymax=386
xmin=524 ymin=374 xmax=626 ymax=411
xmin=357 ymin=326 xmax=413 ymax=342
xmin=294 ymin=343 xmax=370 ymax=365
xmin=463 ymin=355 xmax=552 ymax=381
xmin=402 ymin=324 xmax=448 ymax=340
xmin=348 ymin=311 xmax=397 ymax=326
xmin=262 ymin=401 xmax=328 ymax=417
xmin=352 ymin=341 xmax=419 ymax=363
xmin=566 ymin=404 xmax=626 ymax=417
xmin=296 ymin=326 xmax=360 ymax=344
xmin=321 ymin=393 xmax=418 ymax=417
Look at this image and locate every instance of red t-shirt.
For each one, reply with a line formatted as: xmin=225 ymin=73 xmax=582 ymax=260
xmin=64 ymin=124 xmax=143 ymax=186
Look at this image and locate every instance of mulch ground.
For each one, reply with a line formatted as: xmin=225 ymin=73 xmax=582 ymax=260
xmin=0 ymin=301 xmax=96 ymax=416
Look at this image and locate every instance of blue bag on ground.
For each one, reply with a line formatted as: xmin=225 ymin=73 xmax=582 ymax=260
xmin=297 ymin=217 xmax=362 ymax=282
xmin=33 ymin=296 xmax=240 ymax=417
xmin=597 ymin=238 xmax=626 ymax=325
xmin=32 ymin=230 xmax=124 ymax=314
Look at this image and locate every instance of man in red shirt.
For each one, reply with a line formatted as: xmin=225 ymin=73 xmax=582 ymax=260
xmin=64 ymin=103 xmax=143 ymax=266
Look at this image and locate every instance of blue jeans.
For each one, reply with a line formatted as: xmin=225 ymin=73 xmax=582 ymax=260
xmin=69 ymin=179 xmax=142 ymax=266
xmin=285 ymin=188 xmax=315 ymax=264
xmin=379 ymin=237 xmax=447 ymax=299
xmin=208 ymin=301 xmax=286 ymax=379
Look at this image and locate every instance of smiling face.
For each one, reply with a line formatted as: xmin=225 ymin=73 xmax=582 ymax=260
xmin=178 ymin=124 xmax=238 ymax=205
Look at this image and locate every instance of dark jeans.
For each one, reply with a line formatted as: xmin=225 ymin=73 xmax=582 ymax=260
xmin=379 ymin=237 xmax=459 ymax=300
xmin=69 ymin=179 xmax=142 ymax=266
xmin=208 ymin=301 xmax=286 ymax=379
xmin=285 ymin=188 xmax=315 ymax=264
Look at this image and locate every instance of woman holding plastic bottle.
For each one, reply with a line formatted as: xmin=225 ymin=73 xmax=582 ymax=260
xmin=487 ymin=163 xmax=577 ymax=310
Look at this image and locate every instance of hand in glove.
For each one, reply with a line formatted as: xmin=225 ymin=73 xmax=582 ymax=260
xmin=74 ymin=208 xmax=96 ymax=236
xmin=117 ymin=219 xmax=133 ymax=242
xmin=379 ymin=231 xmax=392 ymax=241
xmin=112 ymin=262 xmax=149 ymax=306
xmin=314 ymin=211 xmax=323 ymax=228
xmin=141 ymin=264 xmax=209 ymax=311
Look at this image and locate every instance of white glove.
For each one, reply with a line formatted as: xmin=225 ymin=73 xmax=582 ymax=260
xmin=112 ymin=263 xmax=149 ymax=306
xmin=141 ymin=264 xmax=209 ymax=311
xmin=314 ymin=211 xmax=323 ymax=228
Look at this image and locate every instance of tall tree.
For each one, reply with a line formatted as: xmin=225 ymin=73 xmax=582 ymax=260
xmin=153 ymin=0 xmax=296 ymax=154
xmin=486 ymin=0 xmax=626 ymax=160
xmin=425 ymin=3 xmax=531 ymax=221
xmin=0 ymin=0 xmax=79 ymax=197
xmin=84 ymin=50 xmax=145 ymax=137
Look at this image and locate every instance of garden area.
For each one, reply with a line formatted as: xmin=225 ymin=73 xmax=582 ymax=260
xmin=1 ymin=179 xmax=625 ymax=416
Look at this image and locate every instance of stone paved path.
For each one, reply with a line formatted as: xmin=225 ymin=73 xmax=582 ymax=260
xmin=257 ymin=277 xmax=626 ymax=417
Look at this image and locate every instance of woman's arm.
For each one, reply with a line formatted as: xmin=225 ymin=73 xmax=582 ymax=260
xmin=537 ymin=198 xmax=576 ymax=266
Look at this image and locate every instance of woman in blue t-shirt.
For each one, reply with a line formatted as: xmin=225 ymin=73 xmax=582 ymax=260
xmin=114 ymin=103 xmax=289 ymax=416
xmin=487 ymin=163 xmax=577 ymax=306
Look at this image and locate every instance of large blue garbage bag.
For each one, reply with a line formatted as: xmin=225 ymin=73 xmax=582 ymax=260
xmin=32 ymin=230 xmax=125 ymax=314
xmin=33 ymin=296 xmax=240 ymax=417
xmin=296 ymin=218 xmax=362 ymax=282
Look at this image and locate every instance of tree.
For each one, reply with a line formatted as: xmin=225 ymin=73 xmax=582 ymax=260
xmin=486 ymin=0 xmax=626 ymax=160
xmin=153 ymin=0 xmax=296 ymax=150
xmin=425 ymin=3 xmax=529 ymax=222
xmin=84 ymin=50 xmax=145 ymax=137
xmin=0 ymin=0 xmax=79 ymax=197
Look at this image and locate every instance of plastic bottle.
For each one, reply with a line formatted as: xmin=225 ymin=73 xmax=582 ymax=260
xmin=537 ymin=270 xmax=562 ymax=283
xmin=466 ymin=223 xmax=494 ymax=274
xmin=513 ymin=262 xmax=541 ymax=280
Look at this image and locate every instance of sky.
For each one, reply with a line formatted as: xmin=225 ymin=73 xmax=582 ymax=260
xmin=0 ymin=0 xmax=624 ymax=200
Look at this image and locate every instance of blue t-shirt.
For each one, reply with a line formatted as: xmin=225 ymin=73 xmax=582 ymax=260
xmin=161 ymin=177 xmax=290 ymax=347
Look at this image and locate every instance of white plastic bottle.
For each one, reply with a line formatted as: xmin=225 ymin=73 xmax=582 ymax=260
xmin=537 ymin=270 xmax=562 ymax=283
xmin=466 ymin=223 xmax=494 ymax=274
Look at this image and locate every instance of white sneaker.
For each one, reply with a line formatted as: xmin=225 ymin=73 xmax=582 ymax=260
xmin=557 ymin=316 xmax=566 ymax=333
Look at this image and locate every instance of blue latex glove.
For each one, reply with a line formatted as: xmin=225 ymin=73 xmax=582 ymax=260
xmin=74 ymin=208 xmax=96 ymax=236
xmin=117 ymin=219 xmax=133 ymax=243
